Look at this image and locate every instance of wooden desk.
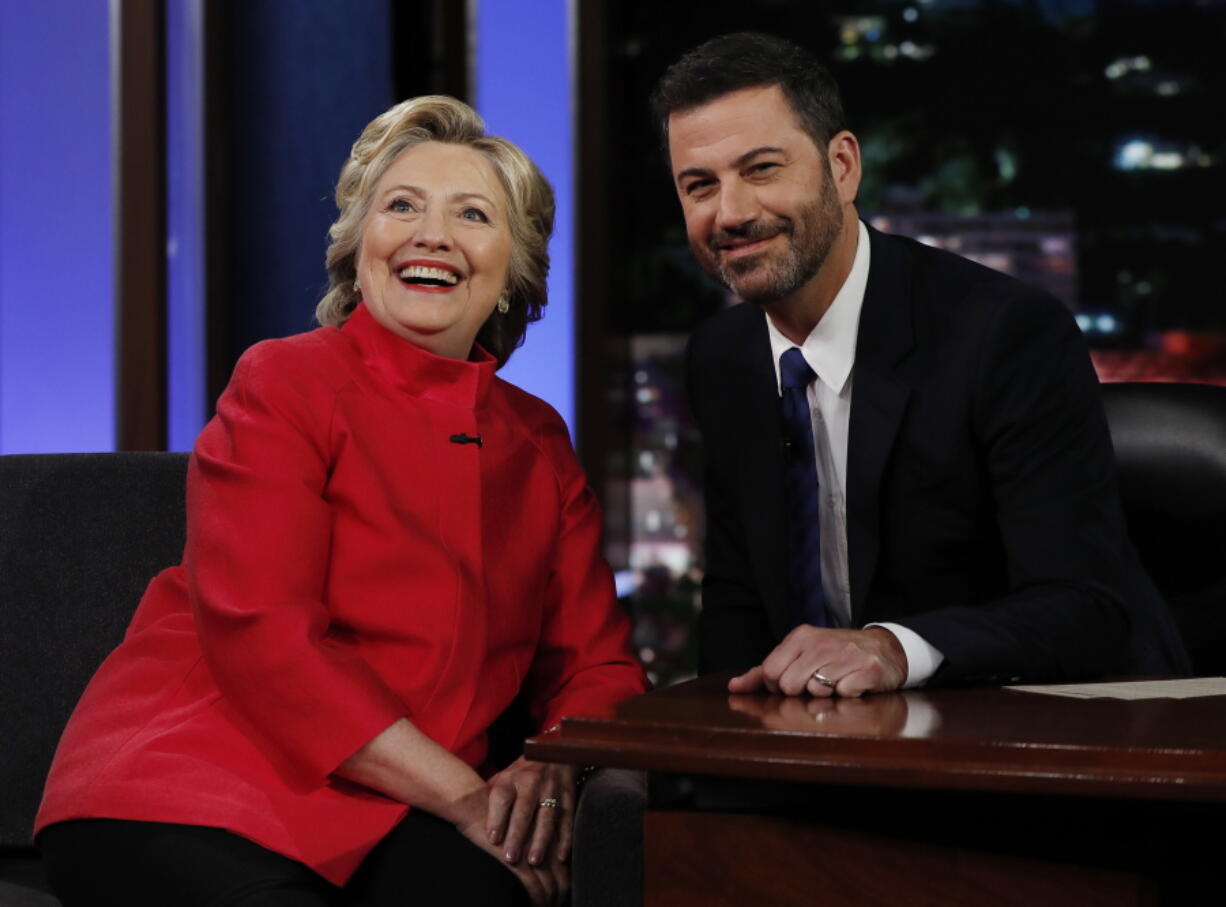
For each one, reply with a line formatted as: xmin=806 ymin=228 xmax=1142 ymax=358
xmin=527 ymin=674 xmax=1226 ymax=906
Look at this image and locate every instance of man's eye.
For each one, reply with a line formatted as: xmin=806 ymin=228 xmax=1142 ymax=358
xmin=389 ymin=198 xmax=415 ymax=213
xmin=460 ymin=207 xmax=489 ymax=223
xmin=749 ymin=162 xmax=780 ymax=175
xmin=685 ymin=179 xmax=715 ymax=197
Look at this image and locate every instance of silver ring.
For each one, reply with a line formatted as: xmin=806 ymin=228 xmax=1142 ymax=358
xmin=538 ymin=797 xmax=560 ymax=809
xmin=812 ymin=671 xmax=837 ymax=688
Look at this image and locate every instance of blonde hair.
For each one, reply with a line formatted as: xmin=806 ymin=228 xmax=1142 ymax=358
xmin=316 ymin=96 xmax=554 ymax=366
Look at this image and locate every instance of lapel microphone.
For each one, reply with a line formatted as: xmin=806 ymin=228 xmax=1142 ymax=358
xmin=450 ymin=433 xmax=483 ymax=447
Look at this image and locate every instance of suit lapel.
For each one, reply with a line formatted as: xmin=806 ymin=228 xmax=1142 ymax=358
xmin=847 ymin=228 xmax=915 ymax=621
xmin=734 ymin=309 xmax=794 ymax=641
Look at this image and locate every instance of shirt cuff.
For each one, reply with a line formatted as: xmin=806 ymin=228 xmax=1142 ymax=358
xmin=864 ymin=622 xmax=944 ymax=688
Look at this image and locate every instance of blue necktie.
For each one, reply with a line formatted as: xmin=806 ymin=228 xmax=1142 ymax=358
xmin=779 ymin=347 xmax=828 ymax=627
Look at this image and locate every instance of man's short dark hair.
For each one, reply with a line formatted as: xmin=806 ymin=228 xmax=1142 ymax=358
xmin=650 ymin=32 xmax=847 ymax=153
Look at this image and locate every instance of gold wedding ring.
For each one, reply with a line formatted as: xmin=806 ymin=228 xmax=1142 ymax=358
xmin=538 ymin=797 xmax=560 ymax=809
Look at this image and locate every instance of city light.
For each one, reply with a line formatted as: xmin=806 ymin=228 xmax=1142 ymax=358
xmin=1076 ymin=312 xmax=1123 ymax=336
xmin=1113 ymin=137 xmax=1202 ymax=171
xmin=1105 ymin=55 xmax=1151 ymax=79
xmin=1117 ymin=139 xmax=1154 ymax=169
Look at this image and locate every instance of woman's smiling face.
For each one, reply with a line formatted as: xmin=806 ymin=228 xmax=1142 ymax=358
xmin=356 ymin=141 xmax=513 ymax=359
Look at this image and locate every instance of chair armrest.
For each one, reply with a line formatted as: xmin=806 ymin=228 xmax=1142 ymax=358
xmin=572 ymin=768 xmax=647 ymax=907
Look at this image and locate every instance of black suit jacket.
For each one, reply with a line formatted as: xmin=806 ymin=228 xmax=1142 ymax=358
xmin=686 ymin=226 xmax=1189 ymax=684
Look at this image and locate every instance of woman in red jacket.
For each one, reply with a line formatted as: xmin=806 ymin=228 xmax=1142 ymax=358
xmin=36 ymin=95 xmax=648 ymax=907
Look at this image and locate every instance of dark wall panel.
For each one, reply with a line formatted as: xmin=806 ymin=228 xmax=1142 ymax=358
xmin=207 ymin=0 xmax=394 ymax=401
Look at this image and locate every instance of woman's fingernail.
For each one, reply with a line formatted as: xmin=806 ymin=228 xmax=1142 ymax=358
xmin=529 ymin=851 xmax=541 ymax=865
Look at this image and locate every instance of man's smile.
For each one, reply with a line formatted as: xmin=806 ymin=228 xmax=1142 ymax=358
xmin=709 ymin=219 xmax=792 ymax=264
xmin=718 ymin=234 xmax=778 ymax=260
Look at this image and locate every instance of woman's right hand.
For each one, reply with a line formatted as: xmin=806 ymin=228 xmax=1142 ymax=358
xmin=337 ymin=720 xmax=567 ymax=903
xmin=450 ymin=787 xmax=569 ymax=907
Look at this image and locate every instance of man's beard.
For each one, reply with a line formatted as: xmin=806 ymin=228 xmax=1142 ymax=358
xmin=693 ymin=172 xmax=843 ymax=305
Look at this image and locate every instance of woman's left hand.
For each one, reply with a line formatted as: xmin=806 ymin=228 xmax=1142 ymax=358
xmin=485 ymin=757 xmax=577 ymax=867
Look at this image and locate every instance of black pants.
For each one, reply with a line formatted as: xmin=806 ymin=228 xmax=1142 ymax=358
xmin=38 ymin=811 xmax=532 ymax=906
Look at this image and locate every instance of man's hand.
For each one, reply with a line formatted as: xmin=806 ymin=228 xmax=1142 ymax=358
xmin=727 ymin=689 xmax=909 ymax=736
xmin=728 ymin=626 xmax=908 ymax=697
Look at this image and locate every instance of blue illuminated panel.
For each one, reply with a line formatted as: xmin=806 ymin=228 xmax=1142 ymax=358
xmin=166 ymin=0 xmax=206 ymax=451
xmin=0 ymin=0 xmax=114 ymax=453
xmin=474 ymin=0 xmax=575 ymax=438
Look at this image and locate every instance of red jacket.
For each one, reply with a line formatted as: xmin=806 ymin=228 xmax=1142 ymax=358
xmin=36 ymin=304 xmax=648 ymax=883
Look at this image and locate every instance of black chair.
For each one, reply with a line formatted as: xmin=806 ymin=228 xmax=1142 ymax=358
xmin=1101 ymin=382 xmax=1226 ymax=676
xmin=0 ymin=452 xmax=642 ymax=905
xmin=1 ymin=452 xmax=189 ymax=905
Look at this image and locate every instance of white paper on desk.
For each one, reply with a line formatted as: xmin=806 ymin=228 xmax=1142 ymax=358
xmin=1004 ymin=677 xmax=1226 ymax=700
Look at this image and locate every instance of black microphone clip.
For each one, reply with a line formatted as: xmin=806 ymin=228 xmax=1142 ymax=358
xmin=450 ymin=433 xmax=483 ymax=448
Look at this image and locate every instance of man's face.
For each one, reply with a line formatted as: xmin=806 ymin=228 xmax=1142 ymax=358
xmin=667 ymin=85 xmax=845 ymax=305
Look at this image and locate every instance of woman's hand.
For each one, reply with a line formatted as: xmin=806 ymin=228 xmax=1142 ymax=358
xmin=337 ymin=721 xmax=572 ymax=904
xmin=485 ymin=757 xmax=577 ymax=867
xmin=451 ymin=785 xmax=569 ymax=907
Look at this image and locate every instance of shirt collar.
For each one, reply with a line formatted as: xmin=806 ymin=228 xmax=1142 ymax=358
xmin=766 ymin=219 xmax=870 ymax=395
xmin=341 ymin=302 xmax=497 ymax=409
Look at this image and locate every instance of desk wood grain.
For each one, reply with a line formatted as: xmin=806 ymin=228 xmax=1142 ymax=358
xmin=527 ymin=672 xmax=1226 ymax=802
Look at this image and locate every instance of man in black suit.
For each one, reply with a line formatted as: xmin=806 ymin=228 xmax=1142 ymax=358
xmin=654 ymin=33 xmax=1188 ymax=697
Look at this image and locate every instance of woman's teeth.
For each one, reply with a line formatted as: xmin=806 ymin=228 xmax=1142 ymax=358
xmin=397 ymin=265 xmax=459 ymax=286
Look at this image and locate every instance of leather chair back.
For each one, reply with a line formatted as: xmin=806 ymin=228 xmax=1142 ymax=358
xmin=0 ymin=453 xmax=188 ymax=861
xmin=1101 ymin=382 xmax=1226 ymax=676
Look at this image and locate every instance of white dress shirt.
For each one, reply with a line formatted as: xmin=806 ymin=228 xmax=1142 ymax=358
xmin=764 ymin=220 xmax=943 ymax=688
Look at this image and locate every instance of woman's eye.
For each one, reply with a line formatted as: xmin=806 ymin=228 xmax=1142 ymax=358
xmin=389 ymin=198 xmax=414 ymax=213
xmin=460 ymin=207 xmax=489 ymax=223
